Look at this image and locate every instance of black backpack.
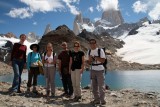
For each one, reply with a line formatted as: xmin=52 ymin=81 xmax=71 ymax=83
xmin=88 ymin=48 xmax=107 ymax=74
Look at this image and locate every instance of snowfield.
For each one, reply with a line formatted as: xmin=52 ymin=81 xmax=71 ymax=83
xmin=117 ymin=23 xmax=160 ymax=64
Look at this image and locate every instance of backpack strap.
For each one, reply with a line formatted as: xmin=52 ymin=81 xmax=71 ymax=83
xmin=52 ymin=52 xmax=55 ymax=59
xmin=30 ymin=52 xmax=33 ymax=66
xmin=98 ymin=48 xmax=101 ymax=57
xmin=88 ymin=49 xmax=91 ymax=56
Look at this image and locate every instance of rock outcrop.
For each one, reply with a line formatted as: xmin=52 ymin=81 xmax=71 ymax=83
xmin=4 ymin=32 xmax=16 ymax=38
xmin=27 ymin=32 xmax=40 ymax=43
xmin=38 ymin=25 xmax=89 ymax=53
xmin=101 ymin=9 xmax=124 ymax=27
xmin=43 ymin=24 xmax=52 ymax=35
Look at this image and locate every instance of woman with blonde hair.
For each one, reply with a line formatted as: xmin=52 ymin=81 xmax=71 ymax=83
xmin=42 ymin=43 xmax=57 ymax=97
xmin=69 ymin=41 xmax=85 ymax=101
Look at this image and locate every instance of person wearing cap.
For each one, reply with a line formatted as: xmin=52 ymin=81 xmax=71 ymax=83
xmin=69 ymin=41 xmax=85 ymax=101
xmin=27 ymin=44 xmax=41 ymax=93
xmin=58 ymin=42 xmax=73 ymax=97
xmin=10 ymin=34 xmax=27 ymax=93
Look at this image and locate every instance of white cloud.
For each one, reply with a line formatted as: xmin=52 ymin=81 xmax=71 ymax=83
xmin=132 ymin=1 xmax=147 ymax=13
xmin=20 ymin=0 xmax=64 ymax=13
xmin=96 ymin=5 xmax=101 ymax=12
xmin=89 ymin=7 xmax=94 ymax=13
xmin=148 ymin=3 xmax=160 ymax=20
xmin=132 ymin=0 xmax=160 ymax=20
xmin=63 ymin=0 xmax=80 ymax=15
xmin=33 ymin=21 xmax=37 ymax=25
xmin=97 ymin=0 xmax=119 ymax=11
xmin=7 ymin=0 xmax=81 ymax=18
xmin=7 ymin=7 xmax=33 ymax=19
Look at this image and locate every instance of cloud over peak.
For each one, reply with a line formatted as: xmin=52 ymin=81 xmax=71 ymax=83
xmin=132 ymin=0 xmax=160 ymax=20
xmin=97 ymin=0 xmax=119 ymax=11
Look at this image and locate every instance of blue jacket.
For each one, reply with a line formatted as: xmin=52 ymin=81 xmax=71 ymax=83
xmin=27 ymin=52 xmax=42 ymax=70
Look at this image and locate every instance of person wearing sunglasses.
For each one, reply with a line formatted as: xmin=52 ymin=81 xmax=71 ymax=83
xmin=86 ymin=39 xmax=106 ymax=105
xmin=58 ymin=42 xmax=73 ymax=97
xmin=69 ymin=41 xmax=85 ymax=102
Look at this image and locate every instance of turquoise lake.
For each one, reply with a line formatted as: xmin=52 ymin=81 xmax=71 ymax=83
xmin=0 ymin=70 xmax=160 ymax=92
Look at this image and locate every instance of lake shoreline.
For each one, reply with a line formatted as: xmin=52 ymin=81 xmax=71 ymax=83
xmin=0 ymin=82 xmax=159 ymax=107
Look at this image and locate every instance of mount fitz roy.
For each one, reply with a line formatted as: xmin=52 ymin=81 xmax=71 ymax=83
xmin=73 ymin=9 xmax=149 ymax=37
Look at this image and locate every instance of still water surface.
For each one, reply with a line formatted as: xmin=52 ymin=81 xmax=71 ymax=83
xmin=0 ymin=70 xmax=160 ymax=92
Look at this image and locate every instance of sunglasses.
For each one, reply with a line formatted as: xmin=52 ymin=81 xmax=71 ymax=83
xmin=74 ymin=44 xmax=80 ymax=47
xmin=89 ymin=42 xmax=96 ymax=44
xmin=62 ymin=44 xmax=66 ymax=46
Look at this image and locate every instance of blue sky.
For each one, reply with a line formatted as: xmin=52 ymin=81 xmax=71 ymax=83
xmin=0 ymin=0 xmax=160 ymax=37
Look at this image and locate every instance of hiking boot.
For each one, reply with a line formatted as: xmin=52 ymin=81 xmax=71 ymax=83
xmin=51 ymin=93 xmax=55 ymax=97
xmin=26 ymin=87 xmax=30 ymax=92
xmin=17 ymin=90 xmax=22 ymax=93
xmin=8 ymin=87 xmax=13 ymax=92
xmin=46 ymin=90 xmax=50 ymax=97
xmin=32 ymin=86 xmax=38 ymax=94
xmin=101 ymin=100 xmax=106 ymax=105
xmin=90 ymin=100 xmax=100 ymax=105
xmin=73 ymin=96 xmax=81 ymax=102
xmin=66 ymin=94 xmax=73 ymax=98
xmin=9 ymin=91 xmax=17 ymax=96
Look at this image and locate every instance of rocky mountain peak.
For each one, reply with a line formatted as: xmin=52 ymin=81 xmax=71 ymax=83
xmin=74 ymin=13 xmax=83 ymax=24
xmin=4 ymin=32 xmax=16 ymax=38
xmin=101 ymin=9 xmax=124 ymax=27
xmin=43 ymin=24 xmax=51 ymax=35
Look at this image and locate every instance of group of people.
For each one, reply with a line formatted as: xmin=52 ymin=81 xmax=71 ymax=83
xmin=9 ymin=34 xmax=106 ymax=105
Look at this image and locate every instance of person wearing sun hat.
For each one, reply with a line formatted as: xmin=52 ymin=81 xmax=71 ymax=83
xmin=27 ymin=44 xmax=42 ymax=94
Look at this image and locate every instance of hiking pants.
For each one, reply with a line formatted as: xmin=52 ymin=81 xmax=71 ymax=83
xmin=71 ymin=69 xmax=82 ymax=97
xmin=90 ymin=70 xmax=105 ymax=102
xmin=61 ymin=73 xmax=73 ymax=95
xmin=44 ymin=66 xmax=56 ymax=94
xmin=12 ymin=58 xmax=25 ymax=92
xmin=27 ymin=67 xmax=39 ymax=87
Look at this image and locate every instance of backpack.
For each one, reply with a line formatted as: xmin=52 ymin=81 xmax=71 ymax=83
xmin=43 ymin=51 xmax=56 ymax=67
xmin=88 ymin=48 xmax=107 ymax=74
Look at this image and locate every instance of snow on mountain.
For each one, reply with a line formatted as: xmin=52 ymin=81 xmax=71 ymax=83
xmin=73 ymin=10 xmax=124 ymax=35
xmin=0 ymin=36 xmax=38 ymax=55
xmin=117 ymin=23 xmax=160 ymax=64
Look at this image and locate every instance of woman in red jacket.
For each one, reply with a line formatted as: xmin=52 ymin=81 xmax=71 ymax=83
xmin=10 ymin=34 xmax=27 ymax=93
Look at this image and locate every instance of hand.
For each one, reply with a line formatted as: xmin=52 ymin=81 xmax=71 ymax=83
xmin=80 ymin=69 xmax=83 ymax=74
xmin=89 ymin=55 xmax=95 ymax=62
xmin=45 ymin=60 xmax=49 ymax=63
